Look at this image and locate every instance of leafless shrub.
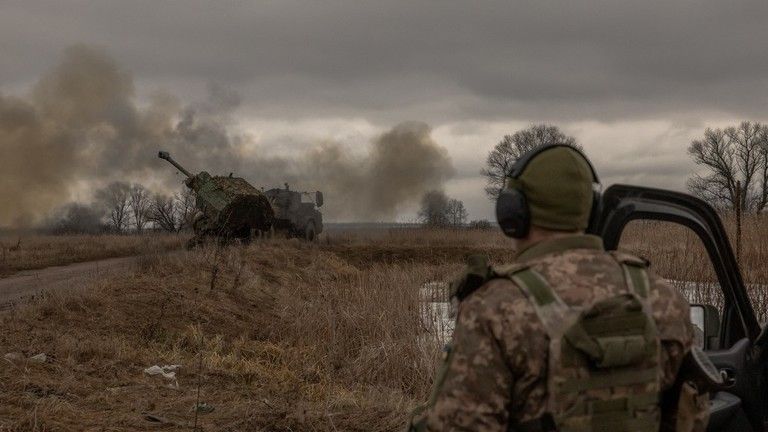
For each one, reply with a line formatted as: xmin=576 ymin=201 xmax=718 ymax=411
xmin=129 ymin=183 xmax=151 ymax=233
xmin=95 ymin=181 xmax=132 ymax=233
xmin=148 ymin=193 xmax=180 ymax=232
xmin=177 ymin=188 xmax=197 ymax=231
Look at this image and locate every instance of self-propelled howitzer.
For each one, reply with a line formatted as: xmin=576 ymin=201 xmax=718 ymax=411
xmin=158 ymin=151 xmax=274 ymax=245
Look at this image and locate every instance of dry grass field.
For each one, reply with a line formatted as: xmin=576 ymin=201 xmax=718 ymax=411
xmin=0 ymin=228 xmax=514 ymax=431
xmin=620 ymin=214 xmax=768 ymax=322
xmin=0 ymin=234 xmax=187 ymax=277
xmin=0 ymin=220 xmax=765 ymax=431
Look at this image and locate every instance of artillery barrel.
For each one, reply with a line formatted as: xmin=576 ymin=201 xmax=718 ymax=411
xmin=158 ymin=151 xmax=192 ymax=178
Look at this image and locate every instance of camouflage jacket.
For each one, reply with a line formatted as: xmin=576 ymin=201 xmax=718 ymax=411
xmin=411 ymin=234 xmax=703 ymax=431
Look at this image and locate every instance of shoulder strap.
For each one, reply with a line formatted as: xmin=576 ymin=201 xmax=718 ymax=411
xmin=509 ymin=267 xmax=558 ymax=306
xmin=610 ymin=252 xmax=651 ymax=298
xmin=622 ymin=263 xmax=650 ymax=298
xmin=507 ymin=267 xmax=576 ymax=338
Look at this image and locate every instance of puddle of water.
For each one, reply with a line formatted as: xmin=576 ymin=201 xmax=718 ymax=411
xmin=420 ymin=282 xmax=454 ymax=345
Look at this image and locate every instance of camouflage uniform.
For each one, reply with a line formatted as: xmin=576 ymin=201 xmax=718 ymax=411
xmin=411 ymin=234 xmax=706 ymax=431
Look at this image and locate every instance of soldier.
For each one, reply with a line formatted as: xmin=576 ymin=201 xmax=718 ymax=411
xmin=408 ymin=145 xmax=713 ymax=431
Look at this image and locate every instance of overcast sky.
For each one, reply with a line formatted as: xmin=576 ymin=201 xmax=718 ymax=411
xmin=3 ymin=1 xmax=768 ymax=221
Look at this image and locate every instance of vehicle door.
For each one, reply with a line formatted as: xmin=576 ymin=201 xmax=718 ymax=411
xmin=592 ymin=184 xmax=766 ymax=432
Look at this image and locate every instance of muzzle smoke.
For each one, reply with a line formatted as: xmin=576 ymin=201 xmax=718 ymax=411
xmin=0 ymin=45 xmax=453 ymax=226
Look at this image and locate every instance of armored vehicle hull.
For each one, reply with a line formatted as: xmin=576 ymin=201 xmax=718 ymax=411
xmin=264 ymin=187 xmax=323 ymax=241
xmin=159 ymin=152 xmax=274 ymax=246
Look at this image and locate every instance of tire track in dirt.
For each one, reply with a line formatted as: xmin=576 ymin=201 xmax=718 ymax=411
xmin=0 ymin=256 xmax=138 ymax=311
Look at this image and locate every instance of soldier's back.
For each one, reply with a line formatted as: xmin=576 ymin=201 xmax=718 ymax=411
xmin=445 ymin=240 xmax=692 ymax=427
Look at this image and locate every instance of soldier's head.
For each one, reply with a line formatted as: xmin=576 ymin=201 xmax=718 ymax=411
xmin=496 ymin=145 xmax=600 ymax=244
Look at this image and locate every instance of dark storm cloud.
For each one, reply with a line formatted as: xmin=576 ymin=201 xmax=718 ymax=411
xmin=3 ymin=1 xmax=767 ymax=221
xmin=3 ymin=1 xmax=768 ymax=121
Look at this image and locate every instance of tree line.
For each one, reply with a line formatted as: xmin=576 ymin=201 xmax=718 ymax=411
xmin=416 ymin=190 xmax=469 ymax=227
xmin=48 ymin=182 xmax=196 ymax=234
xmin=481 ymin=123 xmax=768 ymax=214
xmin=52 ymin=122 xmax=756 ymax=235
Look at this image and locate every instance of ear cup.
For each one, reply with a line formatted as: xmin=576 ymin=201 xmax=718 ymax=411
xmin=496 ymin=188 xmax=531 ymax=239
xmin=586 ymin=190 xmax=602 ymax=234
xmin=497 ymin=144 xmax=601 ymax=238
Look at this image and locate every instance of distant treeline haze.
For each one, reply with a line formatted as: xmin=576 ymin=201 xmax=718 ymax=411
xmin=48 ymin=182 xmax=195 ymax=234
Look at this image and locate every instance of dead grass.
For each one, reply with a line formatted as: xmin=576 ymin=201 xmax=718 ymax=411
xmin=323 ymin=226 xmax=508 ymax=248
xmin=0 ymin=234 xmax=472 ymax=431
xmin=1 ymin=221 xmax=766 ymax=430
xmin=620 ymin=214 xmax=768 ymax=322
xmin=0 ymin=233 xmax=187 ymax=277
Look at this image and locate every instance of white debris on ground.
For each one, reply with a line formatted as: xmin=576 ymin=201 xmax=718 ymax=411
xmin=420 ymin=282 xmax=455 ymax=345
xmin=143 ymin=364 xmax=181 ymax=380
xmin=29 ymin=353 xmax=47 ymax=363
xmin=3 ymin=352 xmax=47 ymax=363
xmin=3 ymin=352 xmax=24 ymax=362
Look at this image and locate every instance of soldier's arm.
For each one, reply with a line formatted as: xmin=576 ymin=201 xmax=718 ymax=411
xmin=648 ymin=275 xmax=708 ymax=432
xmin=410 ymin=285 xmax=514 ymax=431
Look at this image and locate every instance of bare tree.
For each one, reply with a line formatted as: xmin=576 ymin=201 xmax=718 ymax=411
xmin=418 ymin=190 xmax=450 ymax=227
xmin=95 ymin=182 xmax=132 ymax=233
xmin=481 ymin=124 xmax=580 ymax=200
xmin=446 ymin=199 xmax=468 ymax=227
xmin=148 ymin=193 xmax=179 ymax=232
xmin=688 ymin=121 xmax=768 ymax=212
xmin=176 ymin=188 xmax=197 ymax=231
xmin=129 ymin=184 xmax=150 ymax=233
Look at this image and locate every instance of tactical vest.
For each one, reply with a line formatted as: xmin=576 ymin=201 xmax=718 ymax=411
xmin=499 ymin=254 xmax=662 ymax=432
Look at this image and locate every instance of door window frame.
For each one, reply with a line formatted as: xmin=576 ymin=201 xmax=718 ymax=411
xmin=591 ymin=184 xmax=760 ymax=348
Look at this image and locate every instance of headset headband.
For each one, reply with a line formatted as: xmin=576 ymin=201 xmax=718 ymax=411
xmin=509 ymin=144 xmax=600 ymax=184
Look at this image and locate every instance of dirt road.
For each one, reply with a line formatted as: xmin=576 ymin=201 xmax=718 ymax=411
xmin=0 ymin=256 xmax=137 ymax=310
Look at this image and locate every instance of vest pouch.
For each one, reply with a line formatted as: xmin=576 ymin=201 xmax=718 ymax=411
xmin=565 ymin=294 xmax=653 ymax=369
xmin=594 ymin=335 xmax=647 ymax=368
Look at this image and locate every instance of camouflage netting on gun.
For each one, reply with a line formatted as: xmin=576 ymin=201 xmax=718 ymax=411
xmin=219 ymin=194 xmax=275 ymax=234
xmin=212 ymin=176 xmax=262 ymax=196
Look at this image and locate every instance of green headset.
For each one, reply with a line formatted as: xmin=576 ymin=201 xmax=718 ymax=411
xmin=495 ymin=144 xmax=601 ymax=238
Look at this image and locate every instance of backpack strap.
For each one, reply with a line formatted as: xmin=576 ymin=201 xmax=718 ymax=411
xmin=610 ymin=252 xmax=651 ymax=298
xmin=507 ymin=267 xmax=576 ymax=343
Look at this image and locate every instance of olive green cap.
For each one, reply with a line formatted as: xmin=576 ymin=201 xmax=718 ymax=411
xmin=506 ymin=147 xmax=595 ymax=231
